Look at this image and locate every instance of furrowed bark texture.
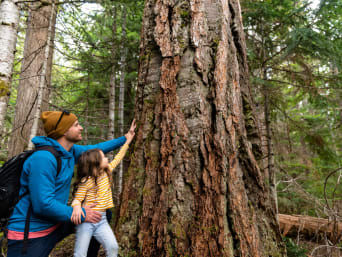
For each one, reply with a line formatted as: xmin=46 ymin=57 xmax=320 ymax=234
xmin=116 ymin=0 xmax=285 ymax=256
xmin=8 ymin=1 xmax=57 ymax=157
xmin=27 ymin=0 xmax=56 ymax=150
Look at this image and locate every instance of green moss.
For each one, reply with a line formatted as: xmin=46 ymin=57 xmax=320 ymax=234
xmin=174 ymin=223 xmax=187 ymax=239
xmin=166 ymin=242 xmax=174 ymax=257
xmin=180 ymin=11 xmax=190 ymax=19
xmin=212 ymin=37 xmax=220 ymax=51
xmin=121 ymin=250 xmax=139 ymax=257
xmin=142 ymin=187 xmax=151 ymax=196
xmin=144 ymin=98 xmax=155 ymax=105
xmin=0 ymin=79 xmax=10 ymax=97
xmin=118 ymin=215 xmax=128 ymax=225
xmin=140 ymin=54 xmax=148 ymax=61
xmin=177 ymin=37 xmax=186 ymax=48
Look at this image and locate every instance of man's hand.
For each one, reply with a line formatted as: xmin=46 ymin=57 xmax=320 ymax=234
xmin=84 ymin=204 xmax=101 ymax=223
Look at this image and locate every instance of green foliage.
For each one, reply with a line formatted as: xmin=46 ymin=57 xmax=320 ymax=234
xmin=52 ymin=1 xmax=142 ymax=143
xmin=242 ymin=0 xmax=342 ymax=216
xmin=284 ymin=237 xmax=307 ymax=257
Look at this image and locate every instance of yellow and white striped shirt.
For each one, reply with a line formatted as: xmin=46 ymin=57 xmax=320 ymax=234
xmin=72 ymin=143 xmax=129 ymax=211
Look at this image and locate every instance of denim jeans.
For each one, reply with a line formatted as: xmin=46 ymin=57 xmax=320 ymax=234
xmin=7 ymin=210 xmax=112 ymax=257
xmin=7 ymin=221 xmax=74 ymax=257
xmin=74 ymin=212 xmax=118 ymax=257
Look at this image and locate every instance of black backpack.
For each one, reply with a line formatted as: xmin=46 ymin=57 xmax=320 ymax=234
xmin=0 ymin=146 xmax=61 ymax=229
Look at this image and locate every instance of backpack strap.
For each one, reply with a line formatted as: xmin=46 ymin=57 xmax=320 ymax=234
xmin=22 ymin=146 xmax=62 ymax=254
xmin=22 ymin=204 xmax=32 ymax=254
xmin=35 ymin=146 xmax=62 ymax=176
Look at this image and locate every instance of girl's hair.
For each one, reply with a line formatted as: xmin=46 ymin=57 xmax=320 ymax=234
xmin=72 ymin=148 xmax=112 ymax=198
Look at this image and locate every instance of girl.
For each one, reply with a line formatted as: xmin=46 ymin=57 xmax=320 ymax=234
xmin=70 ymin=120 xmax=136 ymax=257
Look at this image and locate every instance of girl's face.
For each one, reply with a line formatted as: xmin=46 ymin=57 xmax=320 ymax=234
xmin=99 ymin=151 xmax=109 ymax=169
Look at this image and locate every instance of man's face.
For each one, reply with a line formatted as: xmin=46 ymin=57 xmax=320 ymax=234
xmin=64 ymin=120 xmax=83 ymax=143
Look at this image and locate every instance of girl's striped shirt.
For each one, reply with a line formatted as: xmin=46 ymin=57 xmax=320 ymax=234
xmin=71 ymin=143 xmax=129 ymax=211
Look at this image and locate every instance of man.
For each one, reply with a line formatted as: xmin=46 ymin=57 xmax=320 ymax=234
xmin=6 ymin=110 xmax=134 ymax=257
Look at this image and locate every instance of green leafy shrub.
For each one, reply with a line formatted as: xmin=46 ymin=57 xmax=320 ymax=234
xmin=284 ymin=237 xmax=307 ymax=257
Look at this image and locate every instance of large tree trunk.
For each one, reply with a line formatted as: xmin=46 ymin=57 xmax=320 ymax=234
xmin=116 ymin=0 xmax=285 ymax=256
xmin=0 ymin=0 xmax=20 ymax=136
xmin=8 ymin=0 xmax=57 ymax=157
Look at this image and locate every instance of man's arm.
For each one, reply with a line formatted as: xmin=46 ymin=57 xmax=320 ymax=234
xmin=27 ymin=152 xmax=101 ymax=224
xmin=73 ymin=119 xmax=136 ymax=161
xmin=73 ymin=136 xmax=127 ymax=162
xmin=26 ymin=152 xmax=74 ymax=221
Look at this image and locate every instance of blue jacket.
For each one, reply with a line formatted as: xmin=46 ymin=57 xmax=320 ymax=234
xmin=8 ymin=135 xmax=126 ymax=233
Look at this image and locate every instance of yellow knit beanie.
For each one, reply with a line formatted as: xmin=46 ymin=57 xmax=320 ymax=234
xmin=40 ymin=111 xmax=78 ymax=139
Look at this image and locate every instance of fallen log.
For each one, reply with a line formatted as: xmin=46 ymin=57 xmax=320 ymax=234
xmin=278 ymin=214 xmax=342 ymax=243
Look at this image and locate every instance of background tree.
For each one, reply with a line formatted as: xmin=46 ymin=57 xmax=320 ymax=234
xmin=117 ymin=5 xmax=127 ymax=200
xmin=8 ymin=0 xmax=57 ymax=157
xmin=0 ymin=0 xmax=20 ymax=137
xmin=242 ymin=0 xmax=342 ymax=216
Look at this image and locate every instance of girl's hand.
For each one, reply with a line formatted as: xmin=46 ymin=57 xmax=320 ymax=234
xmin=125 ymin=119 xmax=136 ymax=145
xmin=71 ymin=205 xmax=85 ymax=225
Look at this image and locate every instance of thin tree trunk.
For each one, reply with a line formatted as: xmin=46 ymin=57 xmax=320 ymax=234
xmin=8 ymin=0 xmax=57 ymax=156
xmin=262 ymin=70 xmax=278 ymax=215
xmin=108 ymin=5 xmax=117 ymax=160
xmin=116 ymin=0 xmax=285 ymax=256
xmin=0 ymin=0 xmax=20 ymax=136
xmin=83 ymin=74 xmax=90 ymax=144
xmin=27 ymin=0 xmax=56 ymax=149
xmin=117 ymin=6 xmax=127 ymax=199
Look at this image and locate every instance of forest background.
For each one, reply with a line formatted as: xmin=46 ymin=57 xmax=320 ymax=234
xmin=0 ymin=0 xmax=341 ymax=256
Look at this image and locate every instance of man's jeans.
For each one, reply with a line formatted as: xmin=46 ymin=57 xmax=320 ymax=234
xmin=74 ymin=212 xmax=118 ymax=257
xmin=7 ymin=221 xmax=74 ymax=257
xmin=7 ymin=210 xmax=112 ymax=257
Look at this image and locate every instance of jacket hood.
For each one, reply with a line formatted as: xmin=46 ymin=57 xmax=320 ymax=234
xmin=31 ymin=136 xmax=73 ymax=158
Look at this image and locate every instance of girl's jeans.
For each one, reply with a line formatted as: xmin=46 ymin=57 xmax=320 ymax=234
xmin=74 ymin=212 xmax=118 ymax=257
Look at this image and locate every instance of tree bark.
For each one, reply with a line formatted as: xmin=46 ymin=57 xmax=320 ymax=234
xmin=107 ymin=4 xmax=117 ymax=160
xmin=116 ymin=0 xmax=285 ymax=256
xmin=83 ymin=73 xmax=90 ymax=144
xmin=278 ymin=214 xmax=342 ymax=244
xmin=262 ymin=70 xmax=278 ymax=215
xmin=27 ymin=0 xmax=56 ymax=149
xmin=0 ymin=0 xmax=20 ymax=136
xmin=118 ymin=5 xmax=127 ymax=199
xmin=8 ymin=0 xmax=57 ymax=157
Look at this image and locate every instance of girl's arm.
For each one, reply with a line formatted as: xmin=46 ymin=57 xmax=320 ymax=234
xmin=109 ymin=119 xmax=136 ymax=171
xmin=72 ymin=180 xmax=88 ymax=205
xmin=70 ymin=180 xmax=89 ymax=224
xmin=109 ymin=143 xmax=129 ymax=171
xmin=71 ymin=204 xmax=85 ymax=225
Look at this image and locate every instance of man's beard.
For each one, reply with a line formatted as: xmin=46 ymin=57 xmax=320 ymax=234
xmin=66 ymin=134 xmax=82 ymax=143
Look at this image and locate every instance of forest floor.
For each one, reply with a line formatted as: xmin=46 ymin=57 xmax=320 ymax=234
xmin=49 ymin=235 xmax=342 ymax=257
